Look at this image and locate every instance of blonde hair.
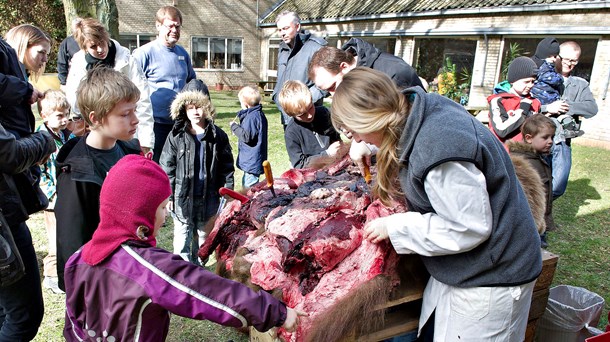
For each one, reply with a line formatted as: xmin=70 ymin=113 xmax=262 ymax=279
xmin=331 ymin=67 xmax=410 ymax=205
xmin=4 ymin=24 xmax=51 ymax=81
xmin=156 ymin=6 xmax=183 ymax=24
xmin=73 ymin=18 xmax=110 ymax=51
xmin=76 ymin=67 xmax=140 ymax=127
xmin=238 ymin=86 xmax=261 ymax=107
xmin=40 ymin=90 xmax=70 ymax=117
xmin=278 ymin=80 xmax=312 ymax=117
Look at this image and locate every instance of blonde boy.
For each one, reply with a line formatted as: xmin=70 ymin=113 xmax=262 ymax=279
xmin=230 ymin=86 xmax=268 ymax=187
xmin=37 ymin=90 xmax=73 ymax=293
xmin=278 ymin=80 xmax=341 ymax=168
xmin=54 ymin=67 xmax=143 ymax=291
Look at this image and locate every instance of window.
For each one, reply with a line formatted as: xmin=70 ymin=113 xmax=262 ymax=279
xmin=414 ymin=38 xmax=477 ymax=103
xmin=118 ymin=34 xmax=155 ymax=53
xmin=191 ymin=37 xmax=243 ymax=70
xmin=500 ymin=38 xmax=598 ymax=82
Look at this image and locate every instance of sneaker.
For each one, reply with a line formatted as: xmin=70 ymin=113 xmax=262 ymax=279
xmin=564 ymin=129 xmax=585 ymax=139
xmin=43 ymin=276 xmax=65 ymax=294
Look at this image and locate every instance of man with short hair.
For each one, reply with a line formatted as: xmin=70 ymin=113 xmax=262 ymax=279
xmin=272 ymin=11 xmax=327 ymax=129
xmin=133 ymin=5 xmax=197 ymax=162
xmin=544 ymin=41 xmax=598 ymax=199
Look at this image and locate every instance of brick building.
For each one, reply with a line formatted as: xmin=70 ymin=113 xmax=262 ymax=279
xmin=117 ymin=0 xmax=276 ymax=89
xmin=116 ymin=0 xmax=610 ymax=146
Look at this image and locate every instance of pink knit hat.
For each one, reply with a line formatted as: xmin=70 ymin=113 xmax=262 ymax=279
xmin=82 ymin=155 xmax=171 ymax=266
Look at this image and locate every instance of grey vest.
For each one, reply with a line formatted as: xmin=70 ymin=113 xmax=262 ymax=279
xmin=398 ymin=88 xmax=542 ymax=287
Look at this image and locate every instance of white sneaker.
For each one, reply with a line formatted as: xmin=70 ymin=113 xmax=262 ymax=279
xmin=43 ymin=276 xmax=65 ymax=294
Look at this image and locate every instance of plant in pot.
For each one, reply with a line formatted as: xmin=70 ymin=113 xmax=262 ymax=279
xmin=212 ymin=59 xmax=227 ymax=91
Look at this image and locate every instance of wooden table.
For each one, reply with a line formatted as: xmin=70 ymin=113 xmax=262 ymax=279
xmin=251 ymin=250 xmax=558 ymax=341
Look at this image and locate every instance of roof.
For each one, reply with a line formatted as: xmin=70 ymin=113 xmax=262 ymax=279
xmin=260 ymin=0 xmax=608 ymax=25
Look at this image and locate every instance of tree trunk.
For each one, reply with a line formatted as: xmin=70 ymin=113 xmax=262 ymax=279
xmin=62 ymin=0 xmax=119 ymax=38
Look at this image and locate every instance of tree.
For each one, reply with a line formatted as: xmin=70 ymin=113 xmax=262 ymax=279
xmin=0 ymin=0 xmax=66 ymax=71
xmin=61 ymin=0 xmax=119 ymax=37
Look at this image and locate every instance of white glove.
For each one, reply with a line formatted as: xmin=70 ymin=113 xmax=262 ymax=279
xmin=325 ymin=141 xmax=342 ymax=157
xmin=349 ymin=141 xmax=377 ymax=176
xmin=363 ymin=216 xmax=391 ymax=244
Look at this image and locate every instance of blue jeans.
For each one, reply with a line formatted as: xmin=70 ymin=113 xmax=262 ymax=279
xmin=0 ymin=222 xmax=44 ymax=341
xmin=242 ymin=172 xmax=260 ymax=188
xmin=551 ymin=141 xmax=572 ymax=200
xmin=172 ymin=198 xmax=209 ymax=265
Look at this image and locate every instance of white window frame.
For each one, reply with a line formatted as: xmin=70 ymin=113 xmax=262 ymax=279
xmin=191 ymin=36 xmax=243 ymax=71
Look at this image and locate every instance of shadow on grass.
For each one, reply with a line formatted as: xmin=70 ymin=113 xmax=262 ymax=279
xmin=554 ymin=178 xmax=601 ymax=222
xmin=549 ymin=178 xmax=609 ymax=330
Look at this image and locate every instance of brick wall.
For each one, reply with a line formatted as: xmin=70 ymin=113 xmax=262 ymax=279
xmin=117 ymin=0 xmax=276 ymax=88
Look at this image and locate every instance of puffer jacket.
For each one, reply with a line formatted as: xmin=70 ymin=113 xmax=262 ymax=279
xmin=0 ymin=123 xmax=55 ymax=227
xmin=65 ymin=39 xmax=154 ymax=148
xmin=341 ymin=38 xmax=424 ymax=90
xmin=160 ymin=91 xmax=234 ymax=223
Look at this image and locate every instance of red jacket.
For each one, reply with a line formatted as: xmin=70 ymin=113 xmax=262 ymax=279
xmin=487 ymin=92 xmax=541 ymax=146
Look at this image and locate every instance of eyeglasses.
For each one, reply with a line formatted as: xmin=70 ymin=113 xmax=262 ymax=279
xmin=559 ymin=55 xmax=579 ymax=66
xmin=70 ymin=117 xmax=83 ymax=122
xmin=161 ymin=23 xmax=181 ymax=31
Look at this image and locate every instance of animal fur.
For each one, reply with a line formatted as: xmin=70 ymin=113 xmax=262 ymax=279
xmin=508 ymin=144 xmax=547 ymax=234
xmin=304 ymin=275 xmax=392 ymax=342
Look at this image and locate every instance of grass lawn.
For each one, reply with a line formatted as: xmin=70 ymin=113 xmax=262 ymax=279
xmin=29 ymin=90 xmax=608 ymax=340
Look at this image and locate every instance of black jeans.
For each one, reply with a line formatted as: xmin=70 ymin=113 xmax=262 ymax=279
xmin=0 ymin=222 xmax=44 ymax=341
xmin=153 ymin=122 xmax=174 ymax=164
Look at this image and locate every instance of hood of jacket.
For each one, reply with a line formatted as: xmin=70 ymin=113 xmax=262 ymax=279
xmin=170 ymin=90 xmax=215 ymax=122
xmin=506 ymin=140 xmax=537 ymax=155
xmin=507 ymin=146 xmax=547 ymax=234
xmin=341 ymin=38 xmax=382 ymax=69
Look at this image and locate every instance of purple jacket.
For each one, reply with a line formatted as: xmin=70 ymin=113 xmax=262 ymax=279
xmin=64 ymin=242 xmax=287 ymax=341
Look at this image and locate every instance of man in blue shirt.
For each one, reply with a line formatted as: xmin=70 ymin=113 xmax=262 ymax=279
xmin=133 ymin=5 xmax=196 ymax=162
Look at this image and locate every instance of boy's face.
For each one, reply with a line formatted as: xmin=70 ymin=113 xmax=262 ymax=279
xmin=85 ymin=40 xmax=109 ymax=60
xmin=512 ymin=77 xmax=536 ymax=96
xmin=186 ymin=104 xmax=207 ymax=128
xmin=525 ymin=127 xmax=555 ymax=154
xmin=293 ymin=103 xmax=315 ymax=123
xmin=153 ymin=198 xmax=170 ymax=237
xmin=91 ymin=100 xmax=139 ymax=142
xmin=312 ymin=65 xmax=350 ymax=95
xmin=43 ymin=108 xmax=70 ymax=131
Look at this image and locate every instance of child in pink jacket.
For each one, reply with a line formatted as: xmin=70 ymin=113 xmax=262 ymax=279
xmin=63 ymin=155 xmax=303 ymax=341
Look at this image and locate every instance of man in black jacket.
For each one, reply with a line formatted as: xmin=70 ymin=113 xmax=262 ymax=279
xmin=0 ymin=122 xmax=54 ymax=340
xmin=57 ymin=18 xmax=81 ymax=90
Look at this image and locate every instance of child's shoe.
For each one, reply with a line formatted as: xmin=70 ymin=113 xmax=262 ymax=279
xmin=43 ymin=276 xmax=65 ymax=294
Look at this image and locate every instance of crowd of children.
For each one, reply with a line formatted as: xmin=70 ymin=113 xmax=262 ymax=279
xmin=0 ymin=11 xmax=596 ymax=339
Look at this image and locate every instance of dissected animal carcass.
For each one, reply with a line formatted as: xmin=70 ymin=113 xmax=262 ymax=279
xmin=199 ymin=157 xmax=410 ymax=341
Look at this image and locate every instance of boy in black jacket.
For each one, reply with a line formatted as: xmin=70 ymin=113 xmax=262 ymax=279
xmin=160 ymin=86 xmax=234 ymax=265
xmin=278 ymin=80 xmax=343 ymax=169
xmin=55 ymin=68 xmax=143 ymax=290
